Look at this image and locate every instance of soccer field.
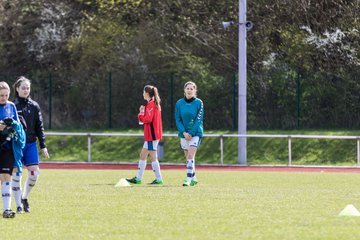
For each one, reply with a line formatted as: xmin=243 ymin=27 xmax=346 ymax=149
xmin=2 ymin=169 xmax=360 ymax=240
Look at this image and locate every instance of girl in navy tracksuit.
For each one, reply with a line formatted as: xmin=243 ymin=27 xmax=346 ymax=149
xmin=13 ymin=76 xmax=49 ymax=213
xmin=126 ymin=85 xmax=164 ymax=185
xmin=175 ymin=81 xmax=204 ymax=187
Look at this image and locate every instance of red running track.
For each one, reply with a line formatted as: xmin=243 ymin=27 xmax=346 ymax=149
xmin=40 ymin=162 xmax=360 ymax=173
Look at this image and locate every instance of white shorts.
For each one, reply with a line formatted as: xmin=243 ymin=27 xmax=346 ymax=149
xmin=143 ymin=140 xmax=160 ymax=151
xmin=180 ymin=136 xmax=202 ymax=150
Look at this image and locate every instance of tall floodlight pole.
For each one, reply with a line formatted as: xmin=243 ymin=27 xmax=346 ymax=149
xmin=238 ymin=0 xmax=247 ymax=164
xmin=222 ymin=2 xmax=252 ymax=164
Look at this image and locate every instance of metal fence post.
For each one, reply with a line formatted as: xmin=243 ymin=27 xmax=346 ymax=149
xmin=288 ymin=136 xmax=292 ymax=166
xmin=220 ymin=135 xmax=224 ymax=165
xmin=87 ymin=133 xmax=91 ymax=162
xmin=357 ymin=138 xmax=360 ymax=166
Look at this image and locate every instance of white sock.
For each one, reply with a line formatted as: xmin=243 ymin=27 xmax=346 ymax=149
xmin=151 ymin=160 xmax=162 ymax=181
xmin=12 ymin=172 xmax=22 ymax=208
xmin=22 ymin=170 xmax=39 ymax=200
xmin=2 ymin=182 xmax=11 ymax=211
xmin=136 ymin=160 xmax=147 ymax=180
xmin=186 ymin=159 xmax=195 ymax=181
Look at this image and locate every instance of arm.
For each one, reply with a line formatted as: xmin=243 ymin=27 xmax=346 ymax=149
xmin=175 ymin=101 xmax=185 ymax=134
xmin=138 ymin=102 xmax=155 ymax=124
xmin=12 ymin=103 xmax=20 ymax=122
xmin=34 ymin=104 xmax=49 ymax=158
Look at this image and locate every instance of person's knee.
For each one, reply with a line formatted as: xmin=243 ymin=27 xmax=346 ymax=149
xmin=11 ymin=172 xmax=21 ymax=191
xmin=28 ymin=168 xmax=40 ymax=182
xmin=140 ymin=149 xmax=149 ymax=160
xmin=0 ymin=173 xmax=11 ymax=182
xmin=149 ymin=151 xmax=158 ymax=161
xmin=12 ymin=172 xmax=21 ymax=181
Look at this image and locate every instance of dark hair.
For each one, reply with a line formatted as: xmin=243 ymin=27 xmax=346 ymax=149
xmin=13 ymin=76 xmax=31 ymax=97
xmin=144 ymin=85 xmax=161 ymax=109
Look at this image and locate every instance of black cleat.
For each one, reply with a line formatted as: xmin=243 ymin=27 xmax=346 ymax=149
xmin=126 ymin=177 xmax=142 ymax=184
xmin=149 ymin=179 xmax=163 ymax=185
xmin=3 ymin=209 xmax=16 ymax=218
xmin=22 ymin=199 xmax=30 ymax=213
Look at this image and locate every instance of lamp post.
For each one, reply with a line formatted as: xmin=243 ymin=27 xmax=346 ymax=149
xmin=223 ymin=0 xmax=250 ymax=164
xmin=238 ymin=0 xmax=247 ymax=165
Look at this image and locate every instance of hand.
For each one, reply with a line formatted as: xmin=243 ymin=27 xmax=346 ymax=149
xmin=41 ymin=148 xmax=50 ymax=158
xmin=0 ymin=124 xmax=5 ymax=131
xmin=183 ymin=132 xmax=192 ymax=141
xmin=139 ymin=105 xmax=145 ymax=114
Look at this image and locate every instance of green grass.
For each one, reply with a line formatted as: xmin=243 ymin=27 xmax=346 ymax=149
xmin=2 ymin=169 xmax=360 ymax=239
xmin=44 ymin=129 xmax=360 ymax=165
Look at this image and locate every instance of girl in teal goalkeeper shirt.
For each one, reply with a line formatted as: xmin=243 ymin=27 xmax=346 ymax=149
xmin=175 ymin=81 xmax=204 ymax=187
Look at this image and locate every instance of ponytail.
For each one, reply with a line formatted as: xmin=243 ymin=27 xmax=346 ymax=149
xmin=153 ymin=87 xmax=161 ymax=110
xmin=144 ymin=85 xmax=161 ymax=110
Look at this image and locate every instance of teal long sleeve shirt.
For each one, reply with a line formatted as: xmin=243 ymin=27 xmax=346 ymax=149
xmin=175 ymin=97 xmax=204 ymax=138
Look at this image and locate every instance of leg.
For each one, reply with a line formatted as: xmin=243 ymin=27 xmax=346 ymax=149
xmin=149 ymin=150 xmax=163 ymax=183
xmin=0 ymin=149 xmax=16 ymax=218
xmin=185 ymin=146 xmax=197 ymax=180
xmin=11 ymin=167 xmax=22 ymax=213
xmin=180 ymin=138 xmax=192 ymax=186
xmin=186 ymin=146 xmax=198 ymax=160
xmin=22 ymin=165 xmax=39 ymax=213
xmin=21 ymin=142 xmax=40 ymax=212
xmin=136 ymin=147 xmax=149 ymax=180
xmin=127 ymin=147 xmax=149 ymax=184
xmin=1 ymin=173 xmax=15 ymax=218
xmin=0 ymin=173 xmax=11 ymax=182
xmin=186 ymin=146 xmax=198 ymax=185
xmin=183 ymin=149 xmax=188 ymax=159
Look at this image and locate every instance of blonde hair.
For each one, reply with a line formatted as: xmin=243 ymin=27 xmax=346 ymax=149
xmin=0 ymin=81 xmax=11 ymax=92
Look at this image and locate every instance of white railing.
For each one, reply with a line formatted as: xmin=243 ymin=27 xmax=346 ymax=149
xmin=45 ymin=132 xmax=360 ymax=165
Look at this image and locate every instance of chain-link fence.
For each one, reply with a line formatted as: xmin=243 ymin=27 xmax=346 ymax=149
xmin=2 ymin=68 xmax=360 ymax=130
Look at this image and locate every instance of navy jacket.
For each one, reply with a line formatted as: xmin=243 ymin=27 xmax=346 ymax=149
xmin=13 ymin=97 xmax=46 ymax=149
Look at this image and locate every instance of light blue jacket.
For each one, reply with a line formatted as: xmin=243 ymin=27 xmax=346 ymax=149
xmin=175 ymin=97 xmax=204 ymax=138
xmin=11 ymin=120 xmax=26 ymax=173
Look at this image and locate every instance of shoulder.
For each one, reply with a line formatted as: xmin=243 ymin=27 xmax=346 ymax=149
xmin=195 ymin=98 xmax=203 ymax=103
xmin=146 ymin=100 xmax=156 ymax=107
xmin=195 ymin=98 xmax=203 ymax=106
xmin=6 ymin=101 xmax=16 ymax=107
xmin=176 ymin=98 xmax=185 ymax=105
xmin=28 ymin=98 xmax=41 ymax=109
